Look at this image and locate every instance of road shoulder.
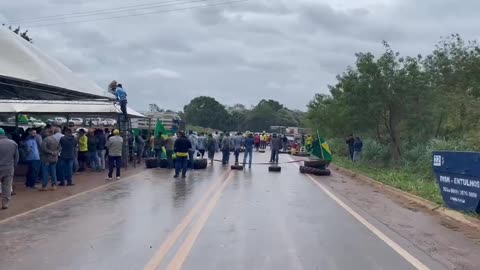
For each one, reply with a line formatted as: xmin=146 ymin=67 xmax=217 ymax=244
xmin=331 ymin=164 xmax=480 ymax=231
xmin=320 ymin=166 xmax=480 ymax=270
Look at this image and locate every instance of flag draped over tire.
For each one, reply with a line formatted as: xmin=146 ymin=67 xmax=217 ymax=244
xmin=310 ymin=130 xmax=333 ymax=162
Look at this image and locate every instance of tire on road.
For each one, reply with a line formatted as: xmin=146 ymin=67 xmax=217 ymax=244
xmin=299 ymin=166 xmax=331 ymax=176
xmin=159 ymin=159 xmax=168 ymax=168
xmin=268 ymin=165 xmax=281 ymax=172
xmin=303 ymin=160 xmax=329 ymax=169
xmin=145 ymin=158 xmax=158 ymax=169
xmin=231 ymin=164 xmax=244 ymax=170
xmin=293 ymin=152 xmax=310 ymax=157
xmin=193 ymin=158 xmax=208 ymax=170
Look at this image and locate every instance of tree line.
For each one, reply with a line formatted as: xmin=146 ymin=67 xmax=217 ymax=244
xmin=183 ymin=96 xmax=306 ymax=132
xmin=306 ymin=34 xmax=480 ymax=162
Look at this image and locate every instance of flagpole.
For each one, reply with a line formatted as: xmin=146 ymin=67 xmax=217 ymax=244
xmin=317 ymin=130 xmax=325 ymax=160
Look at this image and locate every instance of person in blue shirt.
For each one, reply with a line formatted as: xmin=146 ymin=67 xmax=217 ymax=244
xmin=115 ymin=83 xmax=128 ymax=120
xmin=24 ymin=129 xmax=41 ymax=188
xmin=243 ymin=133 xmax=255 ymax=168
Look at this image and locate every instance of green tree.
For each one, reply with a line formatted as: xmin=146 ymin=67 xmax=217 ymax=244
xmin=307 ymin=42 xmax=435 ymax=162
xmin=424 ymin=34 xmax=480 ymax=139
xmin=183 ymin=96 xmax=229 ymax=130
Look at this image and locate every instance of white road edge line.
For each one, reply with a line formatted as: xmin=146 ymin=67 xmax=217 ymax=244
xmin=0 ymin=171 xmax=142 ymax=225
xmin=291 ymin=159 xmax=430 ymax=270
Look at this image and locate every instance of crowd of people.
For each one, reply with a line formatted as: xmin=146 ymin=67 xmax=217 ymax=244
xmin=0 ymin=125 xmax=302 ymax=210
xmin=0 ymin=124 xmax=128 ymax=210
xmin=147 ymin=131 xmax=290 ymax=179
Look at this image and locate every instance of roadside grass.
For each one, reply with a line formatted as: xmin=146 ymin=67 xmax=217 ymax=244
xmin=333 ymin=156 xmax=444 ymax=205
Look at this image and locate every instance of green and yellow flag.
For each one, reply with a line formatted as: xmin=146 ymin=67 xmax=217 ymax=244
xmin=310 ymin=130 xmax=333 ymax=162
xmin=155 ymin=120 xmax=168 ymax=136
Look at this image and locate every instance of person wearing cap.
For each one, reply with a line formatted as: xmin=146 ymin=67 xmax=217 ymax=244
xmin=40 ymin=128 xmax=61 ymax=191
xmin=173 ymin=131 xmax=192 ymax=178
xmin=106 ymin=129 xmax=123 ymax=180
xmin=0 ymin=128 xmax=19 ymax=209
xmin=24 ymin=129 xmax=41 ymax=189
xmin=77 ymin=129 xmax=88 ymax=172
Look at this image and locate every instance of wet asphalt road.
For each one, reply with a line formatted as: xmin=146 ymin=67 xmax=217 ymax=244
xmin=0 ymin=152 xmax=438 ymax=270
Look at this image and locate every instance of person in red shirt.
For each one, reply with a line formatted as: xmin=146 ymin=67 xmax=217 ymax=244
xmin=254 ymin=134 xmax=261 ymax=151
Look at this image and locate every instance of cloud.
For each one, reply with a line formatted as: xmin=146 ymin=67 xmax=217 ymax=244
xmin=2 ymin=0 xmax=480 ymax=111
xmin=139 ymin=68 xmax=181 ymax=79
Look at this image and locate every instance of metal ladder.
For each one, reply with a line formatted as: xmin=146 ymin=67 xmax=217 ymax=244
xmin=117 ymin=114 xmax=135 ymax=169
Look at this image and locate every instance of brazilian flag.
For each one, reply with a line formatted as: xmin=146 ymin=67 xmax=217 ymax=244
xmin=155 ymin=120 xmax=168 ymax=136
xmin=154 ymin=121 xmax=169 ymax=158
xmin=310 ymin=131 xmax=333 ymax=162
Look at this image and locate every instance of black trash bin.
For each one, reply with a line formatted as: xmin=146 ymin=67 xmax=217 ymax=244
xmin=432 ymin=151 xmax=480 ymax=213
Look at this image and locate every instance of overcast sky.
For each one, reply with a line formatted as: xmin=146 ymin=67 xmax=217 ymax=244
xmin=1 ymin=0 xmax=479 ymax=111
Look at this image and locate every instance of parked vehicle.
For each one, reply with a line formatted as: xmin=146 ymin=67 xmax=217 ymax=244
xmin=85 ymin=117 xmax=103 ymax=126
xmin=68 ymin=117 xmax=83 ymax=126
xmin=103 ymin=118 xmax=117 ymax=126
xmin=29 ymin=117 xmax=47 ymax=128
xmin=7 ymin=116 xmax=46 ymax=128
xmin=47 ymin=117 xmax=67 ymax=125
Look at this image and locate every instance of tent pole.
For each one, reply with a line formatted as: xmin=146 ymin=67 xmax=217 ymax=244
xmin=14 ymin=113 xmax=19 ymax=129
xmin=66 ymin=114 xmax=70 ymax=131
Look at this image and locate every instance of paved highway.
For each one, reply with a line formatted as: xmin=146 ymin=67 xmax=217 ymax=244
xmin=0 ymin=152 xmax=446 ymax=270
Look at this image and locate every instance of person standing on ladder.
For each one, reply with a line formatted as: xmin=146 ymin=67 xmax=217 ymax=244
xmin=115 ymin=83 xmax=128 ymax=120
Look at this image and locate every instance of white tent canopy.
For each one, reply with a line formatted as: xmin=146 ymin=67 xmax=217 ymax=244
xmin=0 ymin=27 xmax=114 ymax=100
xmin=0 ymin=99 xmax=144 ymax=117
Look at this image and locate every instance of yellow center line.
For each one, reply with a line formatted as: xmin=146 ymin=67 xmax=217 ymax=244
xmin=166 ymin=173 xmax=235 ymax=270
xmin=143 ymin=169 xmax=232 ymax=270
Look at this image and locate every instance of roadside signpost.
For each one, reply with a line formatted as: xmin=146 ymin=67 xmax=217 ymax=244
xmin=433 ymin=151 xmax=480 ymax=213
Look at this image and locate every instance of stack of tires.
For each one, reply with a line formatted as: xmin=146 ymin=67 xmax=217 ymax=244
xmin=158 ymin=159 xmax=169 ymax=169
xmin=145 ymin=158 xmax=158 ymax=169
xmin=299 ymin=160 xmax=331 ymax=176
xmin=193 ymin=158 xmax=208 ymax=170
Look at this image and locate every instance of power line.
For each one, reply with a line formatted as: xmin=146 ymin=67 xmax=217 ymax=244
xmin=24 ymin=0 xmax=248 ymax=28
xmin=18 ymin=0 xmax=210 ymax=24
xmin=7 ymin=0 xmax=198 ymax=24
